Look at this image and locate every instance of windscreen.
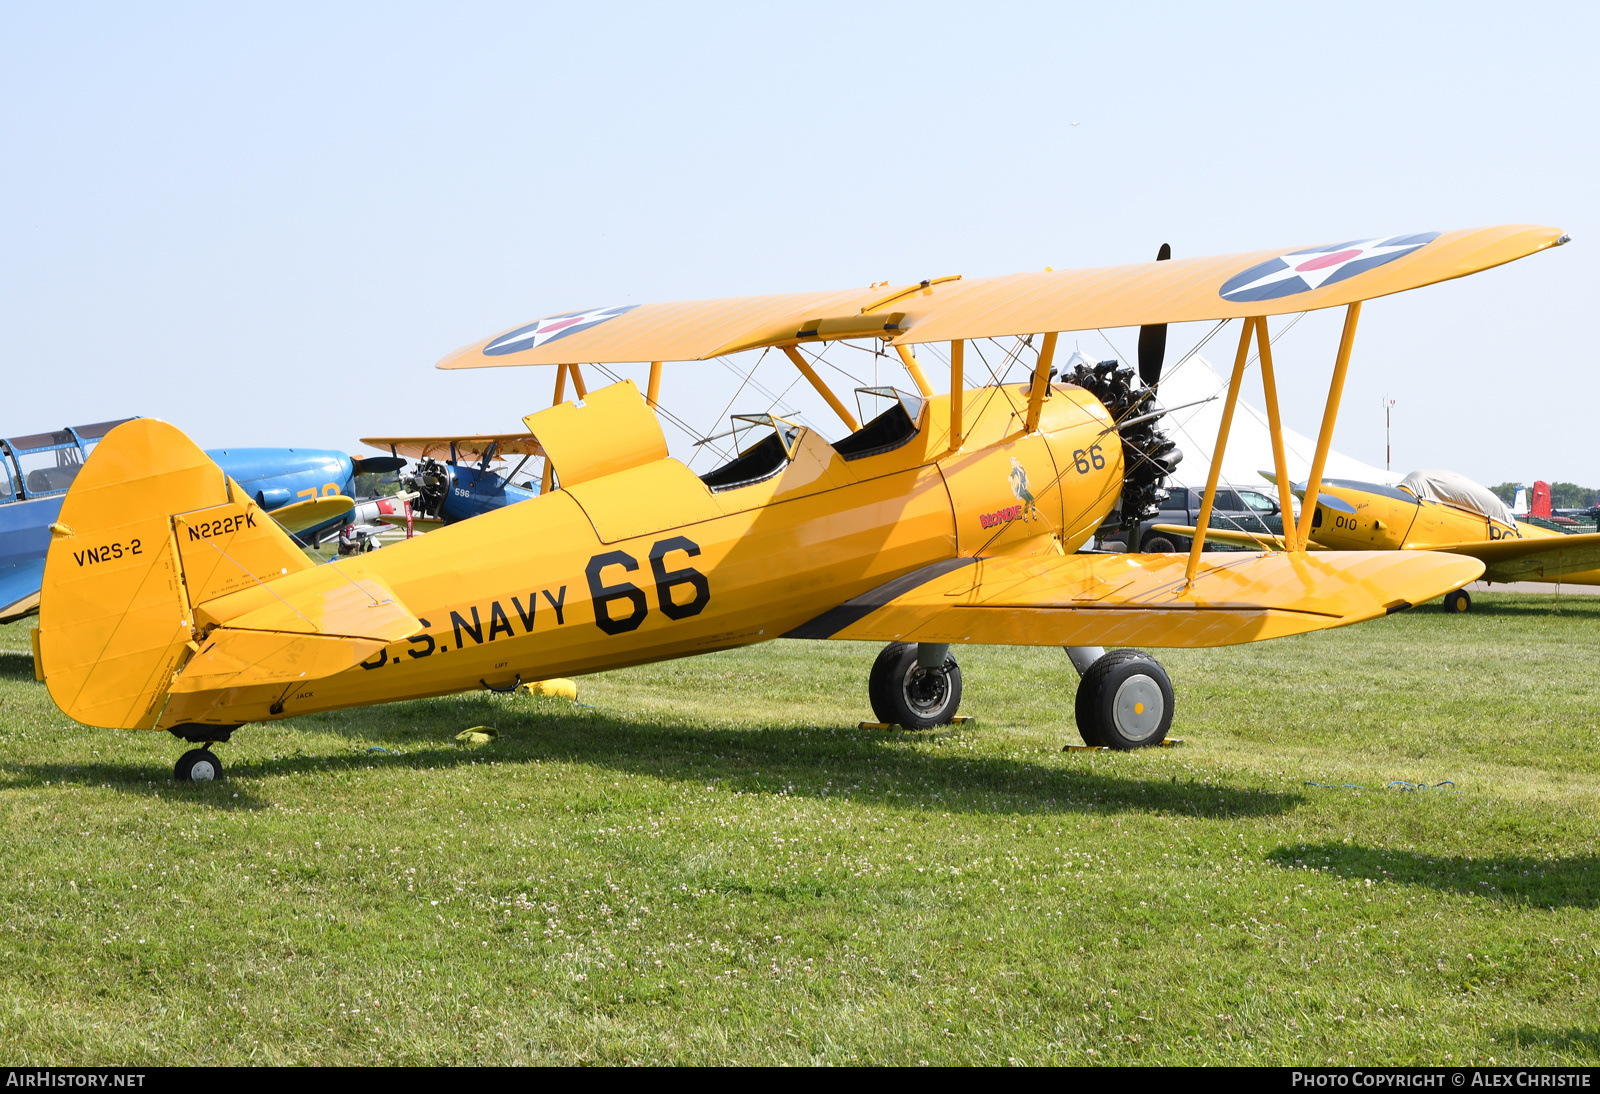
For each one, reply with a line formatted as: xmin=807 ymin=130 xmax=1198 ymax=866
xmin=12 ymin=443 xmax=84 ymax=495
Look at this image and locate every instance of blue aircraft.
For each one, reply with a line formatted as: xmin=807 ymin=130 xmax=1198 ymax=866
xmin=360 ymin=432 xmax=542 ymax=528
xmin=0 ymin=419 xmax=403 ymax=624
xmin=202 ymin=446 xmax=403 ymax=539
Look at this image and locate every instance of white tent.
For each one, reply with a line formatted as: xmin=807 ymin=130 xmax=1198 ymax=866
xmin=1153 ymin=353 xmax=1398 ymax=491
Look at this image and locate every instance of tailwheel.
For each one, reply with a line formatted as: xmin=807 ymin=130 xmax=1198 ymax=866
xmin=868 ymin=642 xmax=963 ymax=729
xmin=1074 ymin=649 xmax=1173 ymax=749
xmin=175 ymin=748 xmax=223 ymax=782
xmin=1443 ymin=590 xmax=1472 ymax=614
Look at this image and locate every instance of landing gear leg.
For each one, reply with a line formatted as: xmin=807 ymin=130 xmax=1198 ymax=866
xmin=1065 ymin=646 xmax=1105 ymax=675
xmin=1071 ymin=648 xmax=1173 ymax=749
xmin=868 ymin=642 xmax=963 ymax=729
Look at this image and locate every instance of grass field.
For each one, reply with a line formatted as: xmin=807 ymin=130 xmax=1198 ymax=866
xmin=1 ymin=593 xmax=1597 ymax=1065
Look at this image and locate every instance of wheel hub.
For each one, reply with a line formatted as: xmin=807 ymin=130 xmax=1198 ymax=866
xmin=903 ymin=666 xmax=950 ymax=713
xmin=189 ymin=759 xmax=217 ymax=781
xmin=1112 ymin=674 xmax=1165 ymax=741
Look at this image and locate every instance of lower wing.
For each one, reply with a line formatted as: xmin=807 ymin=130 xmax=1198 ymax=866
xmin=787 ymin=550 xmax=1483 ymax=649
xmin=269 ymin=494 xmax=355 ymax=534
xmin=1428 ymin=532 xmax=1600 ymax=584
xmin=1150 ymin=523 xmax=1329 ymax=552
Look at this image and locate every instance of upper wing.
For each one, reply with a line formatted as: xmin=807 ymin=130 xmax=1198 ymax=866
xmin=1430 ymin=532 xmax=1600 ymax=583
xmin=361 ymin=433 xmax=545 ymax=462
xmin=438 ymin=225 xmax=1566 ymax=368
xmin=785 ymin=550 xmax=1484 ymax=649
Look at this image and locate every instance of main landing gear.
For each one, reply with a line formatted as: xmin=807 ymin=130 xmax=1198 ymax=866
xmin=868 ymin=642 xmax=963 ymax=729
xmin=169 ymin=724 xmax=240 ymax=782
xmin=1443 ymin=590 xmax=1472 ymax=614
xmin=1068 ymin=646 xmax=1174 ymax=749
xmin=862 ymin=642 xmax=1174 ymax=749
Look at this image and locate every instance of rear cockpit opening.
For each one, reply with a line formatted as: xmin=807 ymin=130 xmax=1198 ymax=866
xmin=831 ymin=387 xmax=925 ymax=461
xmin=698 ymin=414 xmax=803 ymax=492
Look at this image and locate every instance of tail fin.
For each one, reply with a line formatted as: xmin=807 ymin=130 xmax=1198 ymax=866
xmin=1531 ymin=480 xmax=1552 ymax=519
xmin=38 ymin=419 xmax=316 ymax=730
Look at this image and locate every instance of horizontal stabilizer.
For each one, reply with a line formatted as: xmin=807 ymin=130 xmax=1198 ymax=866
xmin=171 ymin=629 xmax=389 ymax=694
xmin=195 ymin=568 xmax=420 ymax=641
xmin=789 ymin=550 xmax=1483 ymax=649
xmin=158 ymin=624 xmax=398 ymax=727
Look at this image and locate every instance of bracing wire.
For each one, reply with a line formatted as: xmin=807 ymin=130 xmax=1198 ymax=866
xmin=686 ymin=354 xmax=766 ymax=470
xmin=586 ymin=362 xmax=734 ymax=464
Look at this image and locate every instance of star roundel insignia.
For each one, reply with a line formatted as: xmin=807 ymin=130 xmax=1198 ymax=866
xmin=1218 ymin=233 xmax=1441 ymax=303
xmin=482 ymin=304 xmax=640 ymax=356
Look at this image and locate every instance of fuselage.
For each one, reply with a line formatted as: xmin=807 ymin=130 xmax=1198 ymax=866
xmin=165 ymin=382 xmax=1126 ymax=728
xmin=206 ymin=447 xmax=357 ymax=541
xmin=435 ymin=460 xmax=540 ymax=523
xmin=1307 ymin=479 xmax=1517 ymax=550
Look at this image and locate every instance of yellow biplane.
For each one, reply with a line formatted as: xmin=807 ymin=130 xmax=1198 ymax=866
xmin=34 ymin=225 xmax=1567 ymax=779
xmin=1158 ymin=466 xmax=1600 ymax=612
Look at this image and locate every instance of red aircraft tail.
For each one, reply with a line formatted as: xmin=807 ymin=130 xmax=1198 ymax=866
xmin=1531 ymin=480 xmax=1552 ymax=519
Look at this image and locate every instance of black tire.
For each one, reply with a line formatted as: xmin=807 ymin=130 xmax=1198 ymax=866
xmin=867 ymin=642 xmax=909 ymax=722
xmin=868 ymin=642 xmax=963 ymax=729
xmin=1074 ymin=649 xmax=1173 ymax=750
xmin=1443 ymin=590 xmax=1472 ymax=614
xmin=174 ymin=748 xmax=223 ymax=782
xmin=1142 ymin=535 xmax=1177 ymax=553
xmin=1074 ymin=648 xmax=1145 ymax=745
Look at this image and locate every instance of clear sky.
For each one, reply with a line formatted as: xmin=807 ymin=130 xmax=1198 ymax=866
xmin=2 ymin=2 xmax=1593 ymax=487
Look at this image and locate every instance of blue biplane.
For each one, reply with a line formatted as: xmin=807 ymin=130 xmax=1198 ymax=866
xmin=360 ymin=433 xmax=542 ymax=528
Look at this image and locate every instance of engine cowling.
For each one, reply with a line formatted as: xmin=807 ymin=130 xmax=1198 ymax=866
xmin=1064 ymin=358 xmax=1182 ymax=530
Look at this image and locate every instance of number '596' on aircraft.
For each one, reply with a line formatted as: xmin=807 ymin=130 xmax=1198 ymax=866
xmin=31 ymin=224 xmax=1570 ymax=780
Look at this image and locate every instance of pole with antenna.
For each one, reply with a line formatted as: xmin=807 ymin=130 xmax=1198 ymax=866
xmin=1383 ymin=395 xmax=1397 ymax=471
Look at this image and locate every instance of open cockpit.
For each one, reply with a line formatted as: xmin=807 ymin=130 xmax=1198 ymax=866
xmin=831 ymin=387 xmax=924 ymax=461
xmin=696 ymin=387 xmax=926 ymax=493
xmin=697 ymin=414 xmax=804 ymax=492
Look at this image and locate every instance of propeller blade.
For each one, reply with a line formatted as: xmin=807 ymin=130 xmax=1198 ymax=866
xmin=1136 ymin=243 xmax=1172 ymax=387
xmin=352 ymin=456 xmax=405 ymax=475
